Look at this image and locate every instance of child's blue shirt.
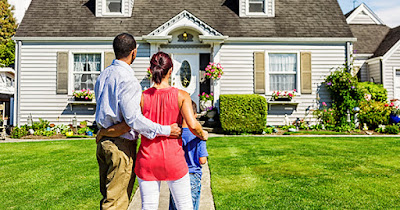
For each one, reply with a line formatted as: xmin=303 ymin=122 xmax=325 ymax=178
xmin=181 ymin=128 xmax=208 ymax=175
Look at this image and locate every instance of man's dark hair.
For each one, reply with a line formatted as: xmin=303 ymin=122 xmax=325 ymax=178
xmin=191 ymin=101 xmax=197 ymax=114
xmin=113 ymin=33 xmax=137 ymax=59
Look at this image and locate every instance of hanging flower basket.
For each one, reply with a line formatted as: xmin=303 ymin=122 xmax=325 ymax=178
xmin=204 ymin=63 xmax=224 ymax=80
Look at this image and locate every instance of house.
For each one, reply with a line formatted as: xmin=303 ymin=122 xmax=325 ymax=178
xmin=347 ymin=3 xmax=400 ymax=100
xmin=13 ymin=0 xmax=355 ymax=126
xmin=0 ymin=68 xmax=15 ymax=126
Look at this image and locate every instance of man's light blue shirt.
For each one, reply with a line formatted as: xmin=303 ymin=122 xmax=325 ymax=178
xmin=95 ymin=59 xmax=171 ymax=140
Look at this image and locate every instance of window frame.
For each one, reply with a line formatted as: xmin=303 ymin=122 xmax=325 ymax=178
xmin=265 ymin=51 xmax=301 ymax=96
xmin=102 ymin=0 xmax=125 ymax=16
xmin=68 ymin=51 xmax=104 ymax=96
xmin=245 ymin=0 xmax=274 ymax=17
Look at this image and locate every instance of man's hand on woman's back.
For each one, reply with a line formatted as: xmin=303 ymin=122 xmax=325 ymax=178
xmin=169 ymin=123 xmax=182 ymax=138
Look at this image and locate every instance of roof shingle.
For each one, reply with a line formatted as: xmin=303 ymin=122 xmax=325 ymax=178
xmin=349 ymin=24 xmax=390 ymax=54
xmin=16 ymin=0 xmax=354 ymax=38
xmin=374 ymin=26 xmax=400 ymax=57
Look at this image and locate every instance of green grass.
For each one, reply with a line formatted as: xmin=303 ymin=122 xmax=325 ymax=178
xmin=282 ymin=130 xmax=359 ymax=135
xmin=207 ymin=137 xmax=400 ymax=209
xmin=0 ymin=140 xmax=100 ymax=209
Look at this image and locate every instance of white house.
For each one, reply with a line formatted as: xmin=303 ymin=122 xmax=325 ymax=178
xmin=13 ymin=0 xmax=355 ymax=126
xmin=347 ymin=3 xmax=400 ymax=100
xmin=0 ymin=68 xmax=15 ymax=125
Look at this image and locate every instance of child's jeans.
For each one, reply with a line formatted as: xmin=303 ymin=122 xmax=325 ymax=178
xmin=169 ymin=173 xmax=202 ymax=210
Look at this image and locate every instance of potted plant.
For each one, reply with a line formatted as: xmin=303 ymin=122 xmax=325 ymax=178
xmin=204 ymin=63 xmax=224 ymax=80
xmin=73 ymin=89 xmax=94 ymax=101
xmin=199 ymin=92 xmax=214 ymax=111
xmin=389 ymin=102 xmax=400 ymax=124
xmin=272 ymin=89 xmax=296 ymax=101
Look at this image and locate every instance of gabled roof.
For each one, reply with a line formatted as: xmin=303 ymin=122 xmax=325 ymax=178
xmin=346 ymin=3 xmax=385 ymax=25
xmin=349 ymin=24 xmax=390 ymax=54
xmin=374 ymin=26 xmax=400 ymax=57
xmin=15 ymin=0 xmax=353 ymax=38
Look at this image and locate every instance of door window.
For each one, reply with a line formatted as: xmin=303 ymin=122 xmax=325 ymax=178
xmin=180 ymin=60 xmax=191 ymax=88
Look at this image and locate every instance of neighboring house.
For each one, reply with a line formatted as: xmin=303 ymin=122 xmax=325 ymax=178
xmin=0 ymin=68 xmax=15 ymax=126
xmin=347 ymin=3 xmax=400 ymax=100
xmin=13 ymin=0 xmax=355 ymax=126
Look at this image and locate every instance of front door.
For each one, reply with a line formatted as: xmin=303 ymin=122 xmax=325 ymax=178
xmin=171 ymin=54 xmax=200 ymax=110
xmin=395 ymin=68 xmax=400 ymax=99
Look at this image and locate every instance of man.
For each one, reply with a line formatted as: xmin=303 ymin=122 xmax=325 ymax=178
xmin=95 ymin=33 xmax=181 ymax=210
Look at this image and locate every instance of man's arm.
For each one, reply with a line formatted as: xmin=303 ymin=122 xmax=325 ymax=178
xmin=118 ymin=76 xmax=181 ymax=139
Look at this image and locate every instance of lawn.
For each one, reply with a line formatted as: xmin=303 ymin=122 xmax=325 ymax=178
xmin=207 ymin=137 xmax=400 ymax=209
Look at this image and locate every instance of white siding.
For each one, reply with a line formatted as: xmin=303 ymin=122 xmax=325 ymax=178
xmin=353 ymin=55 xmax=370 ymax=82
xmin=239 ymin=0 xmax=246 ymax=17
xmin=384 ymin=44 xmax=400 ymax=100
xmin=368 ymin=61 xmax=381 ymax=84
xmin=349 ymin=11 xmax=377 ymax=24
xmin=219 ymin=43 xmax=346 ymax=125
xmin=18 ymin=42 xmax=150 ymax=125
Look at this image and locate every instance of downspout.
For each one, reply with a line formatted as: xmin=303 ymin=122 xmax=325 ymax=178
xmin=14 ymin=40 xmax=21 ymax=126
xmin=380 ymin=59 xmax=383 ymax=85
xmin=346 ymin=42 xmax=352 ymax=72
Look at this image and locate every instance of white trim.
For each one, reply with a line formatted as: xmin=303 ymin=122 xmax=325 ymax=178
xmin=264 ymin=51 xmax=301 ymax=96
xmin=393 ymin=67 xmax=400 ymax=99
xmin=346 ymin=3 xmax=385 ymax=25
xmin=14 ymin=41 xmax=21 ymax=126
xmin=383 ymin=40 xmax=400 ymax=62
xmin=148 ymin=10 xmax=223 ymax=37
xmin=101 ymin=0 xmax=126 ymax=17
xmin=245 ymin=0 xmax=275 ymax=17
xmin=226 ymin=37 xmax=357 ymax=43
xmin=366 ymin=56 xmax=383 ymax=64
xmin=68 ymin=51 xmax=104 ymax=95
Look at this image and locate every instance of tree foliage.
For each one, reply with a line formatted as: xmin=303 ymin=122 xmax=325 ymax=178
xmin=0 ymin=0 xmax=18 ymax=67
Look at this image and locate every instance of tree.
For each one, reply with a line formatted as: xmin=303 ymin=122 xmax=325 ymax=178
xmin=0 ymin=0 xmax=18 ymax=67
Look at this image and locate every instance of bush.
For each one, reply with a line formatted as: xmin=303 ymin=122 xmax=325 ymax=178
xmin=324 ymin=66 xmax=364 ymax=126
xmin=385 ymin=124 xmax=400 ymax=134
xmin=313 ymin=102 xmax=336 ymax=130
xmin=220 ymin=94 xmax=267 ymax=134
xmin=358 ymin=82 xmax=387 ymax=102
xmin=359 ymin=100 xmax=391 ymax=129
xmin=11 ymin=126 xmax=28 ymax=139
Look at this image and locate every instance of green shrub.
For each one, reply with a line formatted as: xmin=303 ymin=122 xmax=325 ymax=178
xmin=11 ymin=126 xmax=28 ymax=139
xmin=324 ymin=66 xmax=363 ymax=126
xmin=385 ymin=124 xmax=400 ymax=134
xmin=358 ymin=82 xmax=387 ymax=102
xmin=220 ymin=94 xmax=267 ymax=134
xmin=313 ymin=103 xmax=336 ymax=130
xmin=359 ymin=100 xmax=391 ymax=129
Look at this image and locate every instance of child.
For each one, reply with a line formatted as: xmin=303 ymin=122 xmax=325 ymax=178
xmin=169 ymin=101 xmax=208 ymax=210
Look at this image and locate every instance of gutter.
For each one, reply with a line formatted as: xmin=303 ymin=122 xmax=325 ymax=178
xmin=12 ymin=36 xmax=357 ymax=43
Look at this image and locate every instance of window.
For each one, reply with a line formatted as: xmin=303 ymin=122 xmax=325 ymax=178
xmin=180 ymin=60 xmax=191 ymax=88
xmin=269 ymin=53 xmax=297 ymax=91
xmin=106 ymin=0 xmax=122 ymax=13
xmin=249 ymin=0 xmax=266 ymax=13
xmin=73 ymin=54 xmax=101 ymax=91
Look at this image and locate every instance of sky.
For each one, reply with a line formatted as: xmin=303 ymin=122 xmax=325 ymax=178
xmin=8 ymin=0 xmax=400 ymax=27
xmin=338 ymin=0 xmax=400 ymax=27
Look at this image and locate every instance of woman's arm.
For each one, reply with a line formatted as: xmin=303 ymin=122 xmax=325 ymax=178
xmin=179 ymin=90 xmax=208 ymax=140
xmin=95 ymin=121 xmax=131 ymax=143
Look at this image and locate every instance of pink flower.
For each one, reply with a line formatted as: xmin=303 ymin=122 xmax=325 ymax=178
xmin=390 ymin=103 xmax=394 ymax=107
xmin=206 ymin=95 xmax=209 ymax=98
xmin=210 ymin=93 xmax=214 ymax=96
xmin=202 ymin=92 xmax=205 ymax=96
xmin=288 ymin=93 xmax=293 ymax=97
xmin=322 ymin=102 xmax=327 ymax=106
xmin=293 ymin=89 xmax=297 ymax=92
xmin=85 ymin=96 xmax=88 ymax=99
xmin=198 ymin=94 xmax=201 ymax=97
xmin=385 ymin=104 xmax=389 ymax=107
xmin=324 ymin=109 xmax=327 ymax=112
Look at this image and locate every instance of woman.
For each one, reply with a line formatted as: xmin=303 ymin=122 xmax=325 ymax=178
xmin=97 ymin=52 xmax=208 ymax=210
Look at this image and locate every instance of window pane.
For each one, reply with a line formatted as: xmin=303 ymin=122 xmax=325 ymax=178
xmin=270 ymin=75 xmax=296 ymax=91
xmin=74 ymin=73 xmax=99 ymax=91
xmin=269 ymin=54 xmax=297 ymax=73
xmin=106 ymin=0 xmax=122 ymax=13
xmin=396 ymin=69 xmax=400 ymax=76
xmin=249 ymin=0 xmax=265 ymax=13
xmin=180 ymin=60 xmax=191 ymax=88
xmin=74 ymin=54 xmax=101 ymax=72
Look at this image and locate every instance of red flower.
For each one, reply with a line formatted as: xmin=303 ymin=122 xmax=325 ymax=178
xmin=385 ymin=104 xmax=389 ymax=107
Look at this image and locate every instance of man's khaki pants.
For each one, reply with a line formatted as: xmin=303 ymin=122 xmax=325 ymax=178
xmin=97 ymin=137 xmax=137 ymax=210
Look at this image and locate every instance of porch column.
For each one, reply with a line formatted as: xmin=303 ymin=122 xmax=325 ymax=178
xmin=212 ymin=43 xmax=222 ymax=110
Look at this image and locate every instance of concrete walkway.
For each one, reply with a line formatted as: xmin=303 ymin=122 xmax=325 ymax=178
xmin=128 ymin=162 xmax=215 ymax=210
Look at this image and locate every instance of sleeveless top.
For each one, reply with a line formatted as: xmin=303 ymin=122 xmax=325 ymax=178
xmin=135 ymin=87 xmax=188 ymax=181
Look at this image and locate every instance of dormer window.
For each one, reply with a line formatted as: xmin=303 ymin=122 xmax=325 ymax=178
xmin=240 ymin=0 xmax=275 ymax=17
xmin=249 ymin=0 xmax=265 ymax=13
xmin=96 ymin=0 xmax=133 ymax=17
xmin=106 ymin=0 xmax=122 ymax=13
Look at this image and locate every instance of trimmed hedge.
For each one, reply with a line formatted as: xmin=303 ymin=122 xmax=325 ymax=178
xmin=220 ymin=94 xmax=267 ymax=134
xmin=358 ymin=82 xmax=387 ymax=102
